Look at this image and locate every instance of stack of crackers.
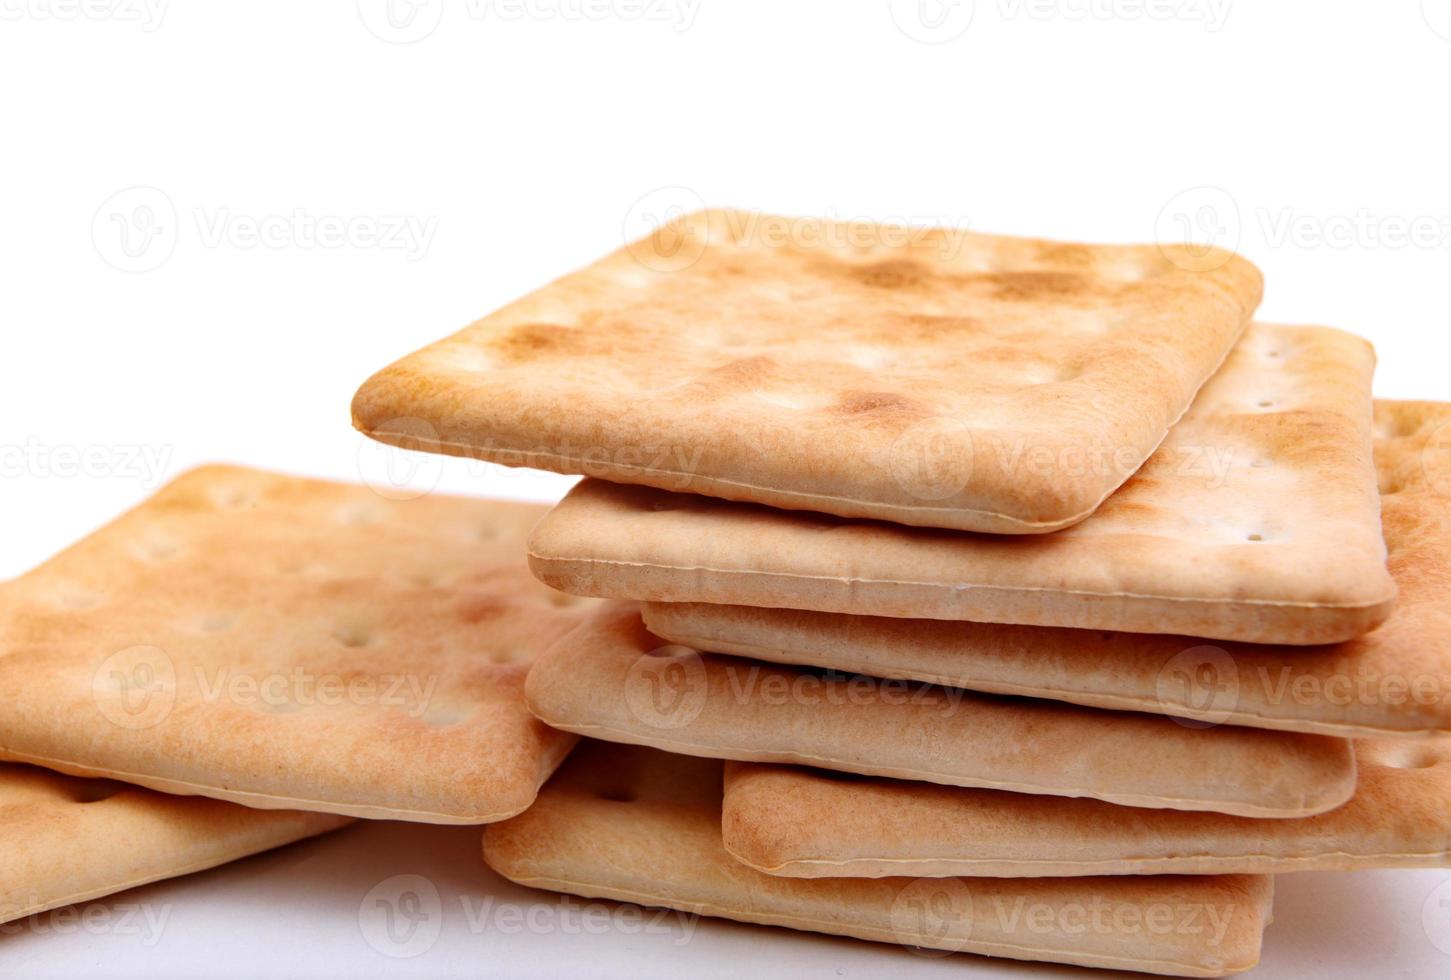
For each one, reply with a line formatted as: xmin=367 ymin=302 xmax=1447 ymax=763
xmin=4 ymin=209 xmax=1447 ymax=976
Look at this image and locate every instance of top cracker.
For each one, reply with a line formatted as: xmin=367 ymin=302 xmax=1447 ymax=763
xmin=352 ymin=209 xmax=1262 ymax=533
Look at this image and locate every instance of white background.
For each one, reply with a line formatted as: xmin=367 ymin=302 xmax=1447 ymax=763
xmin=2 ymin=1 xmax=1450 ymax=977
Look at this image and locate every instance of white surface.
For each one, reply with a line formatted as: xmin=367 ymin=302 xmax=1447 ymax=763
xmin=1 ymin=3 xmax=1449 ymax=977
xmin=1 ymin=820 xmax=1448 ymax=979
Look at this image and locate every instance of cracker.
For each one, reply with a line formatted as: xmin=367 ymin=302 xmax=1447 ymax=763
xmin=643 ymin=399 xmax=1451 ymax=736
xmin=721 ymin=736 xmax=1451 ymax=878
xmin=353 ymin=208 xmax=1261 ymax=533
xmin=529 ymin=324 xmax=1393 ymax=645
xmin=483 ymin=741 xmax=1274 ymax=977
xmin=524 ymin=603 xmax=1355 ymax=818
xmin=0 ymin=466 xmax=595 ymax=823
xmin=1 ymin=762 xmax=346 ymax=924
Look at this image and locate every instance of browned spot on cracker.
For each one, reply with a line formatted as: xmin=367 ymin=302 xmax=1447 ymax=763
xmin=985 ymin=271 xmax=1094 ymax=302
xmin=456 ymin=595 xmax=512 ymax=624
xmin=849 ymin=259 xmax=930 ymax=290
xmin=1031 ymin=242 xmax=1098 ymax=268
xmin=694 ymin=356 xmax=779 ymax=390
xmin=832 ymin=391 xmax=918 ymax=418
xmin=497 ymin=323 xmax=583 ymax=358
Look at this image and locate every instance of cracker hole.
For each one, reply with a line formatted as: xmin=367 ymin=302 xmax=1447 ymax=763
xmin=136 ymin=540 xmax=179 ymax=561
xmin=446 ymin=347 xmax=495 ymax=373
xmin=1256 ymin=400 xmax=1276 ymax=409
xmin=280 ymin=560 xmax=328 ymax=577
xmin=1382 ymin=745 xmax=1442 ymax=770
xmin=66 ymin=780 xmax=125 ymax=804
xmin=1246 ymin=533 xmax=1264 ymax=542
xmin=199 ymin=614 xmax=236 ymax=633
xmin=54 ymin=590 xmax=103 ymax=611
xmin=420 ymin=703 xmax=472 ymax=728
xmin=645 ymin=644 xmax=696 ymax=659
xmin=333 ymin=625 xmax=374 ymax=648
xmin=214 ymin=488 xmax=254 ymax=510
xmin=338 ymin=505 xmax=383 ymax=526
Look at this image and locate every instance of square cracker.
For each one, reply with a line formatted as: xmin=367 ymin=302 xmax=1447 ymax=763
xmin=524 ymin=603 xmax=1355 ymax=818
xmin=483 ymin=741 xmax=1275 ymax=978
xmin=529 ymin=323 xmax=1395 ymax=645
xmin=643 ymin=399 xmax=1451 ymax=737
xmin=721 ymin=737 xmax=1451 ymax=878
xmin=352 ymin=208 xmax=1262 ymax=534
xmin=0 ymin=466 xmax=595 ymax=823
xmin=1 ymin=763 xmax=346 ymax=925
